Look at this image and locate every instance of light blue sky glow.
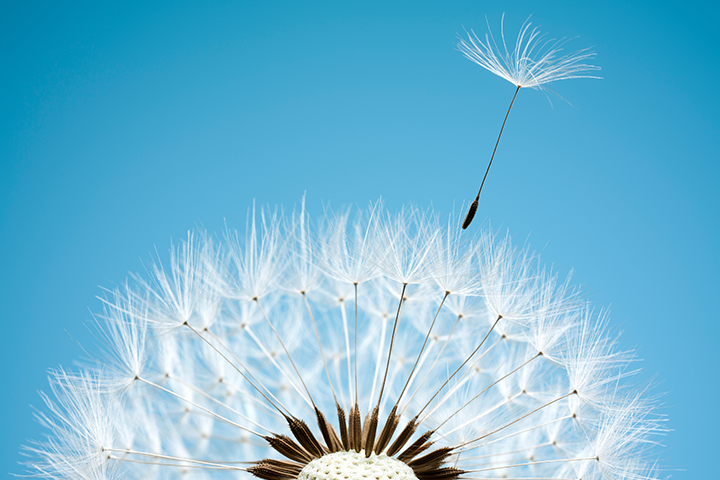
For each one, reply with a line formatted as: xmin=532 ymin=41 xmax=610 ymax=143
xmin=1 ymin=1 xmax=718 ymax=478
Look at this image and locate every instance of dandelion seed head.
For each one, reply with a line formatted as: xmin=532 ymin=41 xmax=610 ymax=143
xmin=24 ymin=203 xmax=663 ymax=480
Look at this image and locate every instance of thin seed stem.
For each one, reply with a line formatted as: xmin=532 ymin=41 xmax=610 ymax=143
xmin=368 ymin=311 xmax=389 ymax=412
xmin=416 ymin=315 xmax=503 ymax=418
xmin=207 ymin=376 xmax=284 ymax=419
xmin=428 ymin=352 xmax=541 ymax=429
xmin=136 ymin=377 xmax=263 ymax=438
xmin=168 ymin=374 xmax=275 ymax=433
xmin=437 ymin=391 xmax=523 ymax=439
xmin=243 ymin=323 xmax=310 ymax=406
xmin=354 ymin=282 xmax=359 ymax=405
xmin=423 ymin=335 xmax=504 ymax=418
xmin=453 ymin=450 xmax=463 ymax=469
xmin=255 ymin=298 xmax=316 ymax=407
xmin=401 ymin=314 xmax=463 ymax=414
xmin=184 ymin=323 xmax=290 ymax=416
xmin=395 ymin=291 xmax=450 ymax=407
xmin=207 ymin=434 xmax=271 ymax=447
xmin=377 ymin=283 xmax=408 ymax=408
xmin=463 ymin=478 xmax=576 ymax=480
xmin=463 ymin=85 xmax=521 ymax=230
xmin=303 ymin=292 xmax=338 ymax=402
xmin=477 ymin=415 xmax=573 ymax=449
xmin=109 ymin=456 xmax=243 ymax=471
xmin=106 ymin=448 xmax=246 ymax=470
xmin=340 ymin=299 xmax=354 ymax=404
xmin=459 ymin=391 xmax=576 ymax=448
xmin=396 ymin=338 xmax=436 ymax=409
xmin=464 ymin=457 xmax=596 ymax=473
xmin=203 ymin=328 xmax=303 ymax=416
xmin=459 ymin=441 xmax=555 ymax=461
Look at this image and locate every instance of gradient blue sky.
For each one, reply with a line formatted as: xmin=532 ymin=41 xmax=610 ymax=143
xmin=2 ymin=1 xmax=718 ymax=478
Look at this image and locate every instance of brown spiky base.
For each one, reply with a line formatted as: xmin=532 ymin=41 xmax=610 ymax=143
xmin=248 ymin=403 xmax=465 ymax=480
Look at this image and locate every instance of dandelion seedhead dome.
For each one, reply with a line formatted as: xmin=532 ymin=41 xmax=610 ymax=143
xmin=24 ymin=203 xmax=663 ymax=480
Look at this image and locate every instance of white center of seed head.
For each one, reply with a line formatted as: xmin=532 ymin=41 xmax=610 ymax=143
xmin=298 ymin=451 xmax=418 ymax=480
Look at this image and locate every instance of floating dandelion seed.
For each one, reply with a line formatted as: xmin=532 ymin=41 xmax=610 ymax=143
xmin=458 ymin=16 xmax=601 ymax=229
xmin=24 ymin=203 xmax=663 ymax=480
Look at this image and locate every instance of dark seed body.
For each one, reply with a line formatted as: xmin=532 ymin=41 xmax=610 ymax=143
xmin=462 ymin=199 xmax=479 ymax=230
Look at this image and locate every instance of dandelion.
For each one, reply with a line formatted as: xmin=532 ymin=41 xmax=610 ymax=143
xmin=457 ymin=16 xmax=601 ymax=229
xmin=24 ymin=204 xmax=663 ymax=480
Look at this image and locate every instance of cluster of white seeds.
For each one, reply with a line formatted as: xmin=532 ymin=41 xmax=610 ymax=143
xmin=298 ymin=452 xmax=417 ymax=480
xmin=23 ymin=203 xmax=664 ymax=480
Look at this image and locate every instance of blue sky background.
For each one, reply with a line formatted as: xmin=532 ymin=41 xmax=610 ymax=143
xmin=2 ymin=0 xmax=718 ymax=477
